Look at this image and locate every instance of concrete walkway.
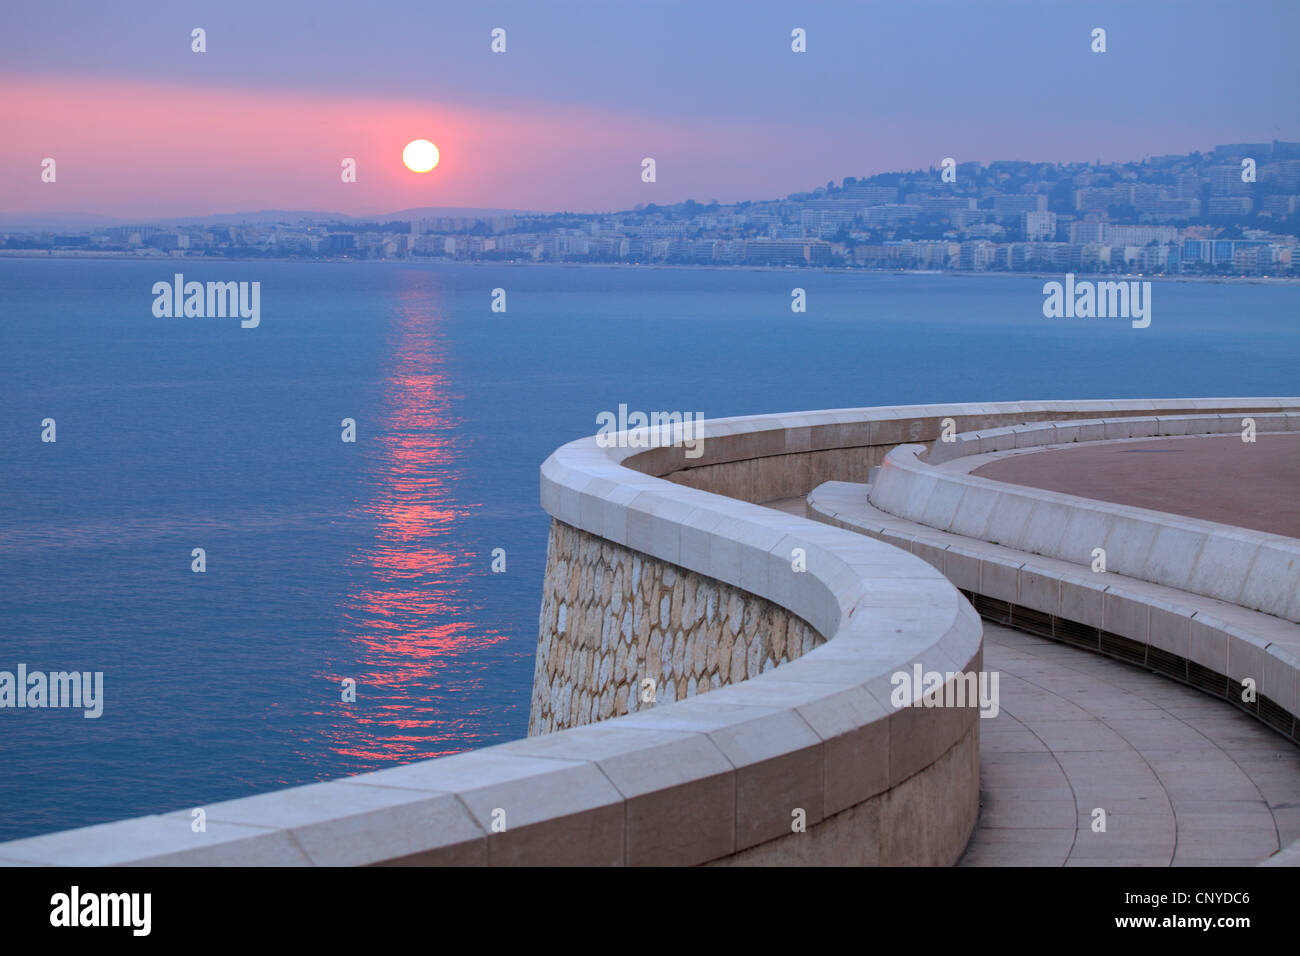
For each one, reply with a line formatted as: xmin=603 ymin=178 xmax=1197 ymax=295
xmin=761 ymin=494 xmax=1300 ymax=865
xmin=961 ymin=622 xmax=1300 ymax=866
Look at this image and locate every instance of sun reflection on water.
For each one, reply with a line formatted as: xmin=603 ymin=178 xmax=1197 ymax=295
xmin=314 ymin=272 xmax=506 ymax=763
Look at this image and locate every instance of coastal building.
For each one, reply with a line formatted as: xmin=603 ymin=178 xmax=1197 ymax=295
xmin=993 ymin=194 xmax=1047 ymax=216
xmin=1021 ymin=210 xmax=1057 ymax=241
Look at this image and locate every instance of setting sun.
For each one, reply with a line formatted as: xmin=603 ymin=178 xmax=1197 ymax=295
xmin=402 ymin=139 xmax=439 ymax=173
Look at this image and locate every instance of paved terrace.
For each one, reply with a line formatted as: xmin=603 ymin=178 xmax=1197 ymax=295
xmin=955 ymin=428 xmax=1300 ymax=863
xmin=964 ymin=622 xmax=1300 ymax=866
xmin=805 ymin=409 xmax=1300 ymax=866
xmin=971 ymin=433 xmax=1300 ymax=539
xmin=767 ymin=496 xmax=1300 ymax=865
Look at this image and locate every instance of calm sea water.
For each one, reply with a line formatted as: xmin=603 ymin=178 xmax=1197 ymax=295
xmin=1 ymin=258 xmax=1296 ymax=842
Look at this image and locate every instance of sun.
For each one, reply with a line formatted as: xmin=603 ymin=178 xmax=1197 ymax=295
xmin=402 ymin=139 xmax=440 ymax=173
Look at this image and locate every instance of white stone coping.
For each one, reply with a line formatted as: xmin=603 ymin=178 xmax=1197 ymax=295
xmin=926 ymin=410 xmax=1300 ymax=465
xmin=810 ymin=479 xmax=1300 ymax=718
xmin=806 ymin=478 xmax=1300 ymax=865
xmin=0 ymin=408 xmax=997 ymax=867
xmin=617 ymin=398 xmax=1300 ymax=474
xmin=869 ymin=424 xmax=1300 ymax=624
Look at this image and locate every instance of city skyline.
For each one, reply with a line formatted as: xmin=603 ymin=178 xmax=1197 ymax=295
xmin=9 ymin=138 xmax=1298 ymax=277
xmin=3 ymin=134 xmax=1296 ymax=230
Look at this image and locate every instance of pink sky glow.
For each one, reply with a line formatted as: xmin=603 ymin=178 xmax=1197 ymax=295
xmin=0 ymin=74 xmax=804 ymax=218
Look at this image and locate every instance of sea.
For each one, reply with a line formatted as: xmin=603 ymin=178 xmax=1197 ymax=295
xmin=0 ymin=257 xmax=1296 ymax=842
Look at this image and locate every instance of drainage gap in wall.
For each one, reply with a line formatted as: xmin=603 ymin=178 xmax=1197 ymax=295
xmin=1146 ymin=645 xmax=1187 ymax=682
xmin=1259 ymin=695 xmax=1298 ymax=742
xmin=966 ymin=595 xmax=1299 ymax=748
xmin=1099 ymin=630 xmax=1148 ymax=667
xmin=1232 ymin=689 xmax=1261 ymax=720
xmin=1052 ymin=617 xmax=1100 ymax=651
xmin=966 ymin=592 xmax=1012 ymax=625
xmin=1010 ymin=605 xmax=1053 ymax=638
xmin=1187 ymin=661 xmax=1230 ymax=699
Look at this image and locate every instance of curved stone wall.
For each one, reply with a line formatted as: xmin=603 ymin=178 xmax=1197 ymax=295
xmin=868 ymin=417 xmax=1300 ymax=623
xmin=809 ymin=477 xmax=1300 ymax=745
xmin=926 ymin=411 xmax=1300 ymax=467
xmin=4 ymin=397 xmax=1294 ymax=867
xmin=803 ymin=407 xmax=1300 ymax=865
xmin=1 ymin=400 xmax=993 ymax=867
xmin=530 ymin=520 xmax=822 ymax=735
xmin=632 ymin=399 xmax=1300 ymax=504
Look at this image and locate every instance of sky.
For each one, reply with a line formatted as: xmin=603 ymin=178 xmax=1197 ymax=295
xmin=1 ymin=0 xmax=1297 ymax=220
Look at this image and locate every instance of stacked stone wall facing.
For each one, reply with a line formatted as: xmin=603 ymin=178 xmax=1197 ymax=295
xmin=530 ymin=519 xmax=824 ymax=735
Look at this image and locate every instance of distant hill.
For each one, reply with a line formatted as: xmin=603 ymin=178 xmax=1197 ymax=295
xmin=0 ymin=207 xmax=539 ymax=233
xmin=377 ymin=206 xmax=536 ymax=221
xmin=0 ymin=211 xmax=128 ymax=232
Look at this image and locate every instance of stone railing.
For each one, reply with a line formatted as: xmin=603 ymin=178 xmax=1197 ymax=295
xmin=802 ymin=401 xmax=1300 ymax=864
xmin=4 ymin=397 xmax=1295 ymax=867
xmin=927 ymin=410 xmax=1299 ymax=465
xmin=808 ymin=476 xmax=1300 ymax=863
xmin=1 ymin=403 xmax=995 ymax=866
xmin=868 ymin=416 xmax=1300 ymax=623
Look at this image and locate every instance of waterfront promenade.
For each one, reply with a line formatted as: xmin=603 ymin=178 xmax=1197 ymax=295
xmin=963 ymin=622 xmax=1300 ymax=866
xmin=2 ymin=398 xmax=1297 ymax=866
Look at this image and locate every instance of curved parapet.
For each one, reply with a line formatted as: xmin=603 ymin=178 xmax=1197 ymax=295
xmin=925 ymin=410 xmax=1300 ymax=466
xmin=869 ymin=417 xmax=1300 ymax=623
xmin=2 ymin=405 xmax=996 ymax=867
xmin=803 ymin=401 xmax=1300 ymax=865
xmin=5 ymin=397 xmax=1295 ymax=866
